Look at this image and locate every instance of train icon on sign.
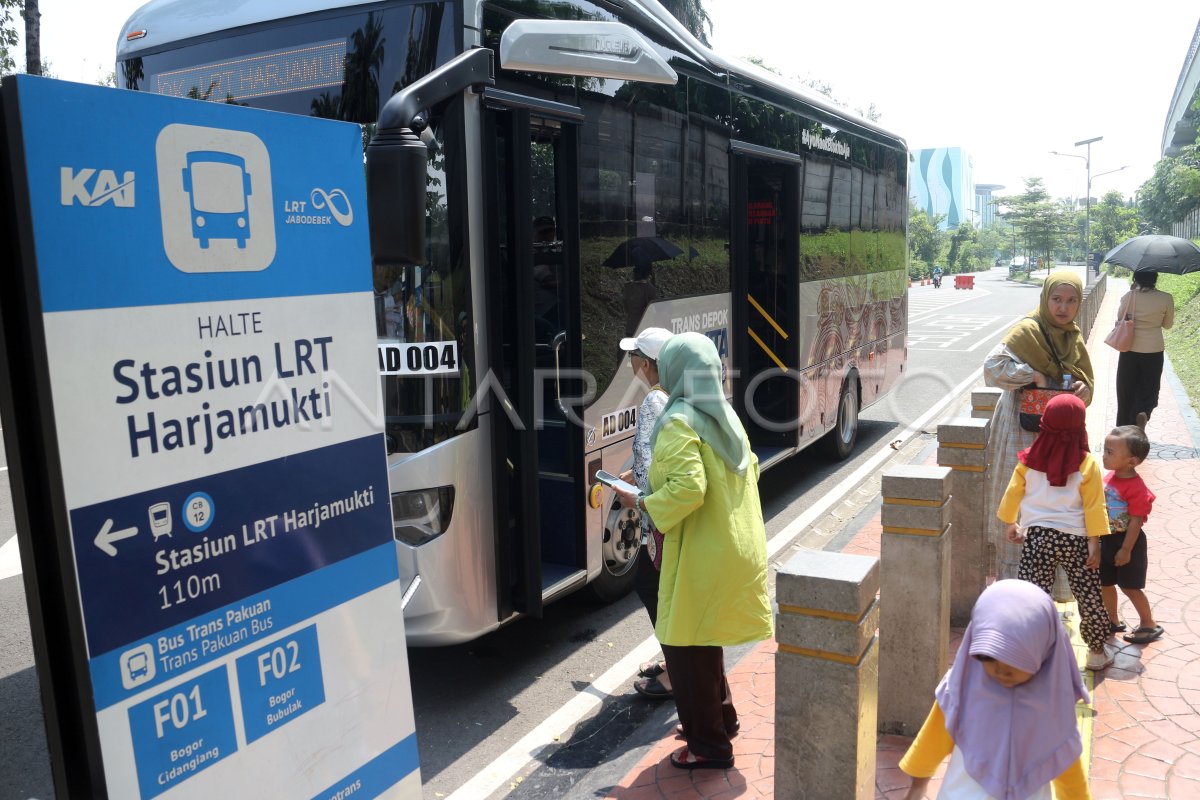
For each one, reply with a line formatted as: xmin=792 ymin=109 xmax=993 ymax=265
xmin=182 ymin=151 xmax=253 ymax=249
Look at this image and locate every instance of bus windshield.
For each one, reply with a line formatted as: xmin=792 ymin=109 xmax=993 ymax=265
xmin=121 ymin=3 xmax=457 ymax=124
xmin=122 ymin=2 xmax=474 ymax=455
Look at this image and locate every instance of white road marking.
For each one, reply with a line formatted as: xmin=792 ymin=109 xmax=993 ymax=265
xmin=965 ymin=315 xmax=1025 ymax=352
xmin=0 ymin=535 xmax=21 ymax=581
xmin=766 ymin=366 xmax=982 ymax=559
xmin=445 ymin=637 xmax=664 ymax=800
xmin=453 ymin=366 xmax=986 ymax=798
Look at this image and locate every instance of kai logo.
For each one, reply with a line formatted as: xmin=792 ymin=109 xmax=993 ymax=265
xmin=60 ymin=167 xmax=136 ymax=207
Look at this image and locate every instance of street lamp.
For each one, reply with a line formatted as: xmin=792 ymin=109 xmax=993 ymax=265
xmin=1075 ymin=136 xmax=1102 ymax=277
xmin=1051 ymin=136 xmax=1103 ymax=278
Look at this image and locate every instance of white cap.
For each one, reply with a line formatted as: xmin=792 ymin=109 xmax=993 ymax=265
xmin=619 ymin=327 xmax=673 ymax=360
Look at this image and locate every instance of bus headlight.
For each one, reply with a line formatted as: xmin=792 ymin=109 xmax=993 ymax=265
xmin=391 ymin=486 xmax=455 ymax=546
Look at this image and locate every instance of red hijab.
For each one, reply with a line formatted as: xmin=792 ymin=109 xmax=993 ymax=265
xmin=1018 ymin=393 xmax=1089 ymax=487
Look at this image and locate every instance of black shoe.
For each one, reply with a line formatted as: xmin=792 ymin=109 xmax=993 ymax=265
xmin=1110 ymin=620 xmax=1127 ymax=634
xmin=633 ymin=677 xmax=672 ymax=700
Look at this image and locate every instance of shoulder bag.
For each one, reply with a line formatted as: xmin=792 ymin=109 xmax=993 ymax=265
xmin=1018 ymin=320 xmax=1072 ymax=432
xmin=1103 ymin=291 xmax=1136 ymax=352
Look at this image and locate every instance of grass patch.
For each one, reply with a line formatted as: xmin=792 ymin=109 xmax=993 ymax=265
xmin=1160 ymin=272 xmax=1200 ymax=412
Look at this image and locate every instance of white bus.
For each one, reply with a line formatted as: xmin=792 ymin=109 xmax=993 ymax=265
xmin=118 ymin=0 xmax=909 ymax=645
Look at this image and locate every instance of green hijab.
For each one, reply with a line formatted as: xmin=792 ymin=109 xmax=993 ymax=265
xmin=1001 ymin=269 xmax=1094 ymax=389
xmin=651 ymin=332 xmax=751 ymax=476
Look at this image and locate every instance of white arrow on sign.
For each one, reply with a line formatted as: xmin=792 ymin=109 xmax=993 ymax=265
xmin=94 ymin=519 xmax=138 ymax=557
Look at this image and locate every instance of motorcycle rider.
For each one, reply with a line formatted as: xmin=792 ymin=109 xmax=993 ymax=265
xmin=932 ymin=265 xmax=943 ymax=288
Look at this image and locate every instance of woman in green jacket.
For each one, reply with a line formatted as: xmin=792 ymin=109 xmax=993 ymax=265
xmin=614 ymin=332 xmax=773 ymax=770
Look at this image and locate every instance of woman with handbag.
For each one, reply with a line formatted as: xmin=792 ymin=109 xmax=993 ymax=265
xmin=983 ymin=270 xmax=1095 ymax=579
xmin=1113 ymin=271 xmax=1174 ymax=430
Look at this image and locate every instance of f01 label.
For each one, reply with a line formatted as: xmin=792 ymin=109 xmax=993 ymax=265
xmin=127 ymin=667 xmax=238 ymax=800
xmin=378 ymin=341 xmax=460 ymax=376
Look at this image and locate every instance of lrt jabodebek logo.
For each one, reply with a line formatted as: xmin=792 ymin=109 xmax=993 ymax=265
xmin=155 ymin=123 xmax=276 ymax=273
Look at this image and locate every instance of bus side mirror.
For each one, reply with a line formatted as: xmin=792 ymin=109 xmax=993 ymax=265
xmin=366 ymin=127 xmax=429 ymax=268
xmin=367 ymin=49 xmax=494 ymax=269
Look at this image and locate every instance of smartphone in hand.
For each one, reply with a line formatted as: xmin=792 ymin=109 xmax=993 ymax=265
xmin=595 ymin=469 xmax=640 ymax=497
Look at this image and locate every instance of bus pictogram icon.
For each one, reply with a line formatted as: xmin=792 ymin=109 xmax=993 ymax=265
xmin=155 ymin=123 xmax=275 ymax=273
xmin=182 ymin=151 xmax=253 ymax=249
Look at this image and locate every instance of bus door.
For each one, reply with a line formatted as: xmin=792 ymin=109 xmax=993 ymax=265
xmin=483 ymin=93 xmax=586 ymax=620
xmin=730 ymin=143 xmax=801 ymax=465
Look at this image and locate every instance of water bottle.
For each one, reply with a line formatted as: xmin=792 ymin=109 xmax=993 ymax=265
xmin=1062 ymin=373 xmax=1073 ymax=391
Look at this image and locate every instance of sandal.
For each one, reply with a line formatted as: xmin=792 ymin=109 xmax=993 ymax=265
xmin=1109 ymin=620 xmax=1127 ymax=634
xmin=1123 ymin=625 xmax=1165 ymax=644
xmin=638 ymin=661 xmax=666 ymax=679
xmin=634 ymin=677 xmax=672 ymax=700
xmin=670 ymin=746 xmax=734 ymax=770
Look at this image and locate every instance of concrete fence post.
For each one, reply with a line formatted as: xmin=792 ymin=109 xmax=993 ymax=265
xmin=937 ymin=417 xmax=992 ymax=626
xmin=776 ymin=549 xmax=880 ymax=800
xmin=878 ymin=465 xmax=952 ymax=736
xmin=971 ymin=387 xmax=1002 ymax=421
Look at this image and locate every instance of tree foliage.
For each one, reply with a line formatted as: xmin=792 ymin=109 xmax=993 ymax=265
xmin=1138 ymin=90 xmax=1200 ymax=232
xmin=1090 ymin=190 xmax=1140 ymax=252
xmin=908 ymin=206 xmax=945 ymax=274
xmin=998 ymin=178 xmax=1071 ymax=263
xmin=1138 ymin=144 xmax=1200 ymax=232
xmin=1 ymin=0 xmax=20 ymax=75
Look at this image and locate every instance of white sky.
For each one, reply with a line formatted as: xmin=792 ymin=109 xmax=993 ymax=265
xmin=706 ymin=0 xmax=1199 ymax=203
xmin=17 ymin=0 xmax=1200 ymax=203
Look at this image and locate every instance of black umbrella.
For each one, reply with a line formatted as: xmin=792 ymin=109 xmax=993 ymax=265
xmin=1103 ymin=234 xmax=1200 ymax=274
xmin=603 ymin=236 xmax=684 ymax=268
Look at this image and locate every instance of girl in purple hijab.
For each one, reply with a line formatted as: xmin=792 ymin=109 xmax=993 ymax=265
xmin=899 ymin=580 xmax=1092 ymax=800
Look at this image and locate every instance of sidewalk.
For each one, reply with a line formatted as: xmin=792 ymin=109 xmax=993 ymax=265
xmin=604 ymin=277 xmax=1200 ymax=799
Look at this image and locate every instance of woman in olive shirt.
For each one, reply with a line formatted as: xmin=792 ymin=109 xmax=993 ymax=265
xmin=1115 ymin=271 xmax=1175 ymax=430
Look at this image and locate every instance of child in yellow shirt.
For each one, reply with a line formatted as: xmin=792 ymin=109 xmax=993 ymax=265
xmin=900 ymin=580 xmax=1091 ymax=799
xmin=996 ymin=393 xmax=1111 ymax=670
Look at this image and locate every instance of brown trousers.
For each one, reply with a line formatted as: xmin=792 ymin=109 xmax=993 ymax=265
xmin=661 ymin=644 xmax=738 ymax=759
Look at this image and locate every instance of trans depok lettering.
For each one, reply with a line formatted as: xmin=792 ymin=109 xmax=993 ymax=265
xmin=112 ymin=336 xmax=335 ymax=458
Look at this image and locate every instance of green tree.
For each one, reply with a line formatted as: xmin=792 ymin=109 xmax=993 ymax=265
xmin=1138 ymin=146 xmax=1200 ymax=232
xmin=999 ymin=178 xmax=1067 ymax=266
xmin=1090 ymin=190 xmax=1139 ymax=251
xmin=1 ymin=0 xmax=20 ymax=75
xmin=946 ymin=221 xmax=974 ymax=272
xmin=908 ymin=206 xmax=945 ymax=275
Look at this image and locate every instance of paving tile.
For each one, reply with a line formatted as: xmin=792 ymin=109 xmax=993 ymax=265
xmin=1088 ymin=777 xmax=1125 ymax=799
xmin=1118 ymin=772 xmax=1170 ymax=798
xmin=1123 ymin=752 xmax=1172 ymax=780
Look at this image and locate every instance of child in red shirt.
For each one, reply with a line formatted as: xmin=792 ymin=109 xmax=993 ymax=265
xmin=1100 ymin=425 xmax=1162 ymax=644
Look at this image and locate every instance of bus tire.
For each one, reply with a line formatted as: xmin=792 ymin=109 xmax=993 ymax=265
xmin=821 ymin=377 xmax=859 ymax=460
xmin=583 ymin=504 xmax=641 ymax=603
xmin=584 ymin=557 xmax=639 ymax=603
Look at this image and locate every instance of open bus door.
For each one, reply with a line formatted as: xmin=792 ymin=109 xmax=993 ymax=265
xmin=730 ymin=144 xmax=801 ymax=469
xmin=483 ymin=94 xmax=587 ymax=621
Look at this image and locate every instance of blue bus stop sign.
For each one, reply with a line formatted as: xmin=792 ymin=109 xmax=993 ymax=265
xmin=0 ymin=75 xmax=419 ymax=799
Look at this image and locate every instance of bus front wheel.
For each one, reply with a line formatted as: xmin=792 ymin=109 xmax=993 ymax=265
xmin=584 ymin=502 xmax=641 ymax=603
xmin=821 ymin=378 xmax=859 ymax=460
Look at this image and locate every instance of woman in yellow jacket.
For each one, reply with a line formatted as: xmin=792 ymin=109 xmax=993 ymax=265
xmin=614 ymin=332 xmax=773 ymax=770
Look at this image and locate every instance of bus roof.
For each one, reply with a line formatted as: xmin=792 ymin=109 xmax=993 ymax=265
xmin=117 ymin=0 xmax=905 ymax=148
xmin=116 ymin=0 xmax=379 ymax=61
